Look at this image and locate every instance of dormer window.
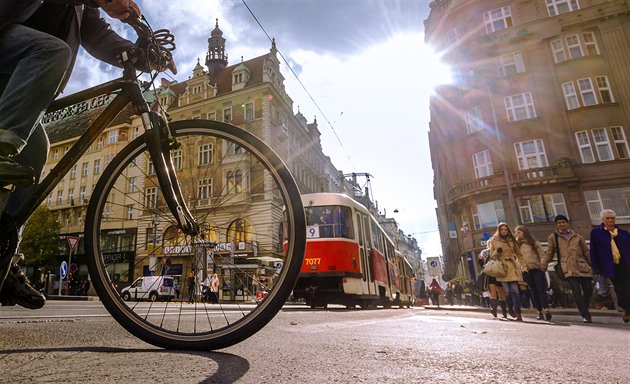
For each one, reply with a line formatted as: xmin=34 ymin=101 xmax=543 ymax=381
xmin=234 ymin=73 xmax=243 ymax=84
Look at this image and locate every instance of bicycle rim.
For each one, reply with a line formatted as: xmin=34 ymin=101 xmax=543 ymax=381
xmin=85 ymin=120 xmax=305 ymax=350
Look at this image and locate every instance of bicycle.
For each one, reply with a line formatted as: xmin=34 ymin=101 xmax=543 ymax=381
xmin=0 ymin=16 xmax=306 ymax=350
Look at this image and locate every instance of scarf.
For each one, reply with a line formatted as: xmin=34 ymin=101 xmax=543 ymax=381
xmin=609 ymin=228 xmax=621 ymax=264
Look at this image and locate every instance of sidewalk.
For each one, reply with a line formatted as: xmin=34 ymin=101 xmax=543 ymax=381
xmin=422 ymin=304 xmax=623 ymax=319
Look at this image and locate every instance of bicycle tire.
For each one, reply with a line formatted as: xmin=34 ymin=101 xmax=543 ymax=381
xmin=84 ymin=119 xmax=305 ymax=350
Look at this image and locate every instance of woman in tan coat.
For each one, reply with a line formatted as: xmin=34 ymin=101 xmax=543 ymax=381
xmin=487 ymin=223 xmax=528 ymax=321
xmin=516 ymin=225 xmax=552 ymax=321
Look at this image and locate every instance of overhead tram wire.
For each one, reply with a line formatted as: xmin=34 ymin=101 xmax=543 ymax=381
xmin=240 ymin=0 xmax=355 ymax=171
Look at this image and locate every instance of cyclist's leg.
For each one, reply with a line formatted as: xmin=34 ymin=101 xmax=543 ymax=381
xmin=4 ymin=122 xmax=49 ymax=215
xmin=0 ymin=24 xmax=70 ymax=183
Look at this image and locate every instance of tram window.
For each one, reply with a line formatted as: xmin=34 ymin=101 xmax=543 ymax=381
xmin=305 ymin=206 xmax=354 ymax=239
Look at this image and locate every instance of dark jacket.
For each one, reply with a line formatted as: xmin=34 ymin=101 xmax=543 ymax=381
xmin=22 ymin=1 xmax=133 ymax=95
xmin=590 ymin=224 xmax=630 ymax=278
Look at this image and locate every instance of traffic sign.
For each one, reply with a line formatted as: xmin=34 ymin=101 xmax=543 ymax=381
xmin=67 ymin=236 xmax=80 ymax=252
xmin=70 ymin=263 xmax=78 ymax=272
xmin=275 ymin=262 xmax=283 ymax=270
xmin=60 ymin=261 xmax=68 ymax=279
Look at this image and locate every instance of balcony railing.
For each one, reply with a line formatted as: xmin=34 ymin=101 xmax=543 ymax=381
xmin=447 ymin=165 xmax=575 ymax=201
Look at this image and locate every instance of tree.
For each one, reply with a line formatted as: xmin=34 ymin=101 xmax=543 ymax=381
xmin=20 ymin=205 xmax=62 ymax=268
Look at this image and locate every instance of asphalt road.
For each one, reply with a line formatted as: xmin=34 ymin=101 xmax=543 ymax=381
xmin=1 ymin=301 xmax=629 ymax=383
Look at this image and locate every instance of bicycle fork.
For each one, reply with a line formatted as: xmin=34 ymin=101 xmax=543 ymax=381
xmin=141 ymin=111 xmax=200 ymax=237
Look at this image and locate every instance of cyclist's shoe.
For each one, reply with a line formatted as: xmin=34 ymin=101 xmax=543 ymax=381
xmin=0 ymin=155 xmax=35 ymax=187
xmin=0 ymin=265 xmax=46 ymax=309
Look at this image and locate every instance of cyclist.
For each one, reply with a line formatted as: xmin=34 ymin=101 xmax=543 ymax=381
xmin=0 ymin=0 xmax=144 ymax=310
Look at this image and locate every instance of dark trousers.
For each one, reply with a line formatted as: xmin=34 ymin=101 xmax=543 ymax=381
xmin=611 ymin=259 xmax=630 ymax=314
xmin=567 ymin=276 xmax=593 ymax=319
xmin=524 ymin=269 xmax=549 ymax=311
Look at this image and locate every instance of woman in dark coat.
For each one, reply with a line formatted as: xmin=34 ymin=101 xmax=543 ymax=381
xmin=590 ymin=209 xmax=630 ymax=323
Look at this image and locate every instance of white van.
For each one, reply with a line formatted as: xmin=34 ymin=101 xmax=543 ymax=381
xmin=121 ymin=276 xmax=175 ymax=301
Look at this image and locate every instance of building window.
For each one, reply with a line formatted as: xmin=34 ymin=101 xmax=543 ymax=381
xmin=496 ymin=51 xmax=525 ymax=77
xmin=518 ymin=193 xmax=568 ymax=223
xmin=93 ymin=159 xmax=100 ymax=175
xmin=223 ymin=107 xmax=232 ymax=123
xmin=53 ymin=148 xmax=59 ymax=161
xmin=611 ymin=127 xmax=630 ymax=160
xmin=147 ymin=158 xmax=155 ymax=175
xmin=235 ymin=170 xmax=243 ymax=192
xmin=565 ymin=35 xmax=583 ymax=59
xmin=127 ymin=205 xmax=134 ymax=220
xmin=515 ymin=139 xmax=548 ymax=170
xmin=233 ymin=73 xmax=243 ymax=84
xmin=108 ymin=130 xmax=118 ymax=144
xmin=563 ymin=76 xmax=614 ymax=109
xmin=583 ymin=32 xmax=600 ymax=55
xmin=198 ymin=143 xmax=213 ymax=165
xmin=562 ymin=81 xmax=580 ymax=110
xmin=584 ymin=187 xmax=630 ymax=224
xmin=129 ymin=176 xmax=137 ymax=193
xmin=465 ymin=106 xmax=484 ymax=134
xmin=57 ymin=190 xmax=63 ymax=205
xmin=472 ymin=200 xmax=505 ymax=230
xmin=80 ymin=186 xmax=87 ymax=202
xmin=145 ymin=187 xmax=157 ymax=209
xmin=68 ymin=188 xmax=75 ymax=205
xmin=198 ymin=178 xmax=212 ymax=199
xmin=551 ymin=32 xmax=600 ymax=63
xmin=504 ymin=92 xmax=536 ymax=122
xmin=546 ymin=0 xmax=580 ymax=17
xmin=444 ymin=27 xmax=460 ymax=46
xmin=473 ymin=150 xmax=493 ymax=179
xmin=132 ymin=127 xmax=141 ymax=139
xmin=81 ymin=162 xmax=89 ymax=177
xmin=103 ymin=204 xmax=111 ymax=220
xmin=595 ymin=76 xmax=614 ymax=103
xmin=208 ymin=112 xmax=216 ymax=121
xmin=70 ymin=164 xmax=77 ymax=179
xmin=171 ymin=149 xmax=183 ymax=170
xmin=577 ymin=78 xmax=597 ymax=106
xmin=592 ymin=128 xmax=614 ymax=161
xmin=575 ymin=131 xmax=596 ymax=163
xmin=483 ymin=6 xmax=513 ymax=34
xmin=245 ymin=102 xmax=254 ymax=120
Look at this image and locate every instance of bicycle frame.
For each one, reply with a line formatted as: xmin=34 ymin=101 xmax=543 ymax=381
xmin=11 ymin=64 xmax=198 ymax=236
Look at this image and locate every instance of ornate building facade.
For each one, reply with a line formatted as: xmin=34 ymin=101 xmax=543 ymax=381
xmin=425 ymin=0 xmax=630 ymax=280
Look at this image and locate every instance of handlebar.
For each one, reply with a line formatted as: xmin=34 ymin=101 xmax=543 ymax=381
xmin=121 ymin=9 xmax=178 ymax=75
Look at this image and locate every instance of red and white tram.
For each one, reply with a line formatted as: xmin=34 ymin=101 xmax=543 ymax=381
xmin=293 ymin=193 xmax=415 ymax=308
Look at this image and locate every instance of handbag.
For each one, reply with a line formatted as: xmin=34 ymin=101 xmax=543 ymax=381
xmin=483 ymin=258 xmax=507 ymax=278
xmin=553 ymin=233 xmax=566 ymax=281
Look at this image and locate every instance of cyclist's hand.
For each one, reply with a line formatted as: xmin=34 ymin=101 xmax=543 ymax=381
xmin=95 ymin=0 xmax=141 ymax=20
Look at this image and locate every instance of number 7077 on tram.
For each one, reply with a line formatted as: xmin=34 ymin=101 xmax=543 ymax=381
xmin=292 ymin=193 xmax=415 ymax=309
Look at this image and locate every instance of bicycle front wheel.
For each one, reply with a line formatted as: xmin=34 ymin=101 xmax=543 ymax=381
xmin=84 ymin=119 xmax=305 ymax=350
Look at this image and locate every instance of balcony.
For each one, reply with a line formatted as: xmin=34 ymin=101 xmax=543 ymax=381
xmin=447 ymin=164 xmax=577 ymax=202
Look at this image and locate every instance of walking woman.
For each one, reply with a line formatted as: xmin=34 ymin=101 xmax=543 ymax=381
xmin=487 ymin=223 xmax=527 ymax=321
xmin=590 ymin=209 xmax=630 ymax=324
xmin=515 ymin=225 xmax=552 ymax=321
xmin=478 ymin=248 xmax=508 ymax=319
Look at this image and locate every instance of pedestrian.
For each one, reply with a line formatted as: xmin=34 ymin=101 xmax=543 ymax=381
xmin=478 ymin=248 xmax=508 ymax=319
xmin=482 ymin=290 xmax=491 ymax=307
xmin=454 ymin=281 xmax=464 ymax=305
xmin=542 ymin=215 xmax=594 ymax=323
xmin=445 ymin=282 xmax=454 ymax=305
xmin=589 ymin=209 xmax=630 ymax=324
xmin=429 ymin=278 xmax=443 ymax=308
xmin=210 ymin=273 xmax=220 ymax=304
xmin=486 ymin=222 xmax=527 ymax=321
xmin=515 ymin=225 xmax=552 ymax=321
xmin=187 ymin=271 xmax=196 ymax=304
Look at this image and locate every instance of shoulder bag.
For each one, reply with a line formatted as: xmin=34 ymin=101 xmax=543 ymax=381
xmin=483 ymin=251 xmax=507 ymax=278
xmin=553 ymin=233 xmax=566 ymax=281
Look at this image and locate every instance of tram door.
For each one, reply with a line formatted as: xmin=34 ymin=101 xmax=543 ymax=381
xmin=357 ymin=212 xmax=374 ymax=296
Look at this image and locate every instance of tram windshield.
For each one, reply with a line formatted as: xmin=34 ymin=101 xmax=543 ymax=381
xmin=305 ymin=205 xmax=354 ymax=239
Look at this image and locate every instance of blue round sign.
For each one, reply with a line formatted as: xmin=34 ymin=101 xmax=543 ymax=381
xmin=60 ymin=261 xmax=68 ymax=279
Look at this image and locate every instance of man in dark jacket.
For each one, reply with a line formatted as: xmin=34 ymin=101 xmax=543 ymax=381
xmin=0 ymin=0 xmax=141 ymax=310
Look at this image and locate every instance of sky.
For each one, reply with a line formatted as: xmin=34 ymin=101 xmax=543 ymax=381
xmin=66 ymin=0 xmax=450 ymax=258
